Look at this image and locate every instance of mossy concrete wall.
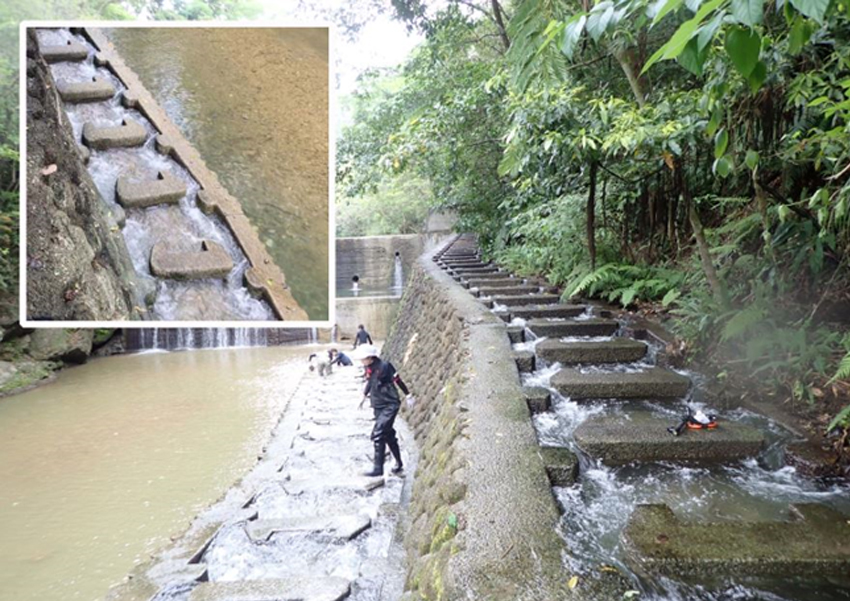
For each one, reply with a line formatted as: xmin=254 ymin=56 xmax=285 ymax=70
xmin=381 ymin=250 xmax=569 ymax=601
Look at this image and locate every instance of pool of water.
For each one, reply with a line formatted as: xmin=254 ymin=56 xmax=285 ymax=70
xmin=0 ymin=345 xmax=312 ymax=601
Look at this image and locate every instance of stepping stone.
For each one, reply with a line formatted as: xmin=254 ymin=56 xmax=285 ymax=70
xmin=40 ymin=39 xmax=88 ymax=63
xmin=536 ymin=339 xmax=647 ymax=364
xmin=514 ymin=351 xmax=535 ymax=373
xmin=551 ymin=367 xmax=690 ymax=400
xmin=526 ymin=317 xmax=616 ymax=336
xmin=476 ymin=285 xmax=539 ymax=297
xmin=467 ymin=277 xmax=525 ymax=288
xmin=278 ymin=475 xmax=385 ymax=494
xmin=82 ymin=119 xmax=147 ymax=150
xmin=539 ymin=446 xmax=579 ymax=487
xmin=487 ymin=294 xmax=560 ymax=308
xmin=150 ymin=240 xmax=233 ymax=280
xmin=246 ymin=514 xmax=371 ymax=543
xmin=573 ymin=412 xmax=765 ymax=464
xmin=523 ymin=386 xmax=551 ymax=414
xmin=506 ymin=325 xmax=524 ymax=344
xmin=622 ymin=503 xmax=850 ymax=578
xmin=116 ymin=171 xmax=187 ymax=208
xmin=57 ymin=77 xmax=115 ymax=103
xmin=189 ymin=578 xmax=351 ymax=601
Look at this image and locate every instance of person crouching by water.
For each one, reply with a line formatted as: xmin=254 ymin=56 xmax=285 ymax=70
xmin=308 ymin=352 xmax=332 ymax=377
xmin=330 ymin=348 xmax=353 ymax=367
xmin=353 ymin=344 xmax=414 ymax=477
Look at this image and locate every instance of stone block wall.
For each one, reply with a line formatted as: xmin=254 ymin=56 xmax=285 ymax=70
xmin=381 ymin=254 xmax=569 ymax=601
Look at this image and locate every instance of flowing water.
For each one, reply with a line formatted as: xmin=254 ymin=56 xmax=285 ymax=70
xmin=0 ymin=346 xmax=313 ymax=601
xmin=104 ymin=27 xmax=330 ymax=320
xmin=36 ymin=28 xmax=274 ymax=321
xmin=516 ymin=308 xmax=850 ymax=600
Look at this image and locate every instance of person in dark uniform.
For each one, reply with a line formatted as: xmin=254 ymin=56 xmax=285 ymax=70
xmin=352 ymin=324 xmax=373 ymax=349
xmin=330 ymin=349 xmax=353 ymax=366
xmin=353 ymin=344 xmax=413 ymax=477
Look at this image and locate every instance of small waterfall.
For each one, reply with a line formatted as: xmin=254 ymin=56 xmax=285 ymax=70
xmin=127 ymin=328 xmax=308 ymax=351
xmin=392 ymin=254 xmax=403 ymax=295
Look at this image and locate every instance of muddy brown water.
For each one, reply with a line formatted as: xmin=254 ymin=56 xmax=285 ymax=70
xmin=105 ymin=27 xmax=330 ymax=320
xmin=0 ymin=347 xmax=312 ymax=601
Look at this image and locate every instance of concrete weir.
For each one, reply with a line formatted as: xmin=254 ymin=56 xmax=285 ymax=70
xmin=40 ymin=27 xmax=308 ymax=320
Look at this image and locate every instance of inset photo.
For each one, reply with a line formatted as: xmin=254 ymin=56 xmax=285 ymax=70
xmin=22 ymin=23 xmax=330 ymax=324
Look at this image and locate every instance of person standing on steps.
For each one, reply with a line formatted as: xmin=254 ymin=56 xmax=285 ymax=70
xmin=352 ymin=324 xmax=373 ymax=349
xmin=353 ymin=344 xmax=414 ymax=477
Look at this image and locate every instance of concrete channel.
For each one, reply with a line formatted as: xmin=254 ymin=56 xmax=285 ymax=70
xmin=433 ymin=234 xmax=850 ymax=599
xmin=33 ymin=28 xmax=307 ymax=320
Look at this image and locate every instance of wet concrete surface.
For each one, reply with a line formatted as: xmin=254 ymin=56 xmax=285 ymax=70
xmin=110 ymin=356 xmax=413 ymax=601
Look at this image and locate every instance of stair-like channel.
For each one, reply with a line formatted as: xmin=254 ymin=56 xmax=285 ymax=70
xmin=434 ymin=234 xmax=850 ymax=599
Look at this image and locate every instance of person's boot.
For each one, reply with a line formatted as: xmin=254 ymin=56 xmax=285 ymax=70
xmin=362 ymin=442 xmax=385 ymax=477
xmin=387 ymin=438 xmax=403 ymax=474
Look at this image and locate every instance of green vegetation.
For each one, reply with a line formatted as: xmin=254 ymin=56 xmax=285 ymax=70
xmin=337 ymin=0 xmax=850 ymax=449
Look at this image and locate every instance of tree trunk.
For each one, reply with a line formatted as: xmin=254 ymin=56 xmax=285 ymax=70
xmin=688 ymin=201 xmax=731 ymax=310
xmin=587 ymin=161 xmax=599 ymax=270
xmin=491 ymin=0 xmax=511 ymax=51
xmin=612 ymin=44 xmax=649 ymax=108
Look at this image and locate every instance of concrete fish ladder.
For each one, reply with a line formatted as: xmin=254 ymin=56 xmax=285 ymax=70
xmin=36 ymin=27 xmax=307 ymax=321
xmin=432 ymin=234 xmax=850 ymax=598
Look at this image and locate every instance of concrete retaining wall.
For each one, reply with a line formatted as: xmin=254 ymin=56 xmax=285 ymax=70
xmin=381 ymin=246 xmax=569 ymax=601
xmin=335 ymin=297 xmax=400 ymax=341
xmin=336 ymin=234 xmax=446 ymax=292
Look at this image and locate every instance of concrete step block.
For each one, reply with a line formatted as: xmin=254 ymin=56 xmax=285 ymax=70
xmin=40 ymin=40 xmax=88 ymax=63
xmin=551 ymin=367 xmax=691 ymax=400
xmin=487 ymin=294 xmax=560 ymax=308
xmin=622 ymin=503 xmax=850 ymax=578
xmin=536 ymin=338 xmax=647 ymax=364
xmin=574 ymin=412 xmax=765 ymax=464
xmin=539 ymin=446 xmax=579 ymax=487
xmin=150 ymin=240 xmax=233 ymax=280
xmin=514 ymin=351 xmax=535 ymax=373
xmin=116 ymin=170 xmax=187 ymax=208
xmin=523 ymin=386 xmax=551 ymax=414
xmin=246 ymin=514 xmax=371 ymax=543
xmin=477 ymin=285 xmax=540 ymax=297
xmin=58 ymin=76 xmax=115 ymax=103
xmin=82 ymin=118 xmax=147 ymax=150
xmin=526 ymin=317 xmax=617 ymax=337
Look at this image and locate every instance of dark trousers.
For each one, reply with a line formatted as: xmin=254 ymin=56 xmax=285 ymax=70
xmin=371 ymin=402 xmax=401 ymax=463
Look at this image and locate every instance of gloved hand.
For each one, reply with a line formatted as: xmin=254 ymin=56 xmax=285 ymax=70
xmin=405 ymin=394 xmax=416 ymax=408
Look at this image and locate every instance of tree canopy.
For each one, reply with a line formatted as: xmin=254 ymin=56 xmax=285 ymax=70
xmin=337 ymin=0 xmax=850 ymax=435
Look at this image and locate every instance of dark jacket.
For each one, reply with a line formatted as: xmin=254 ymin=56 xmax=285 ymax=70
xmin=363 ymin=358 xmax=409 ymax=408
xmin=354 ymin=329 xmax=373 ymax=347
